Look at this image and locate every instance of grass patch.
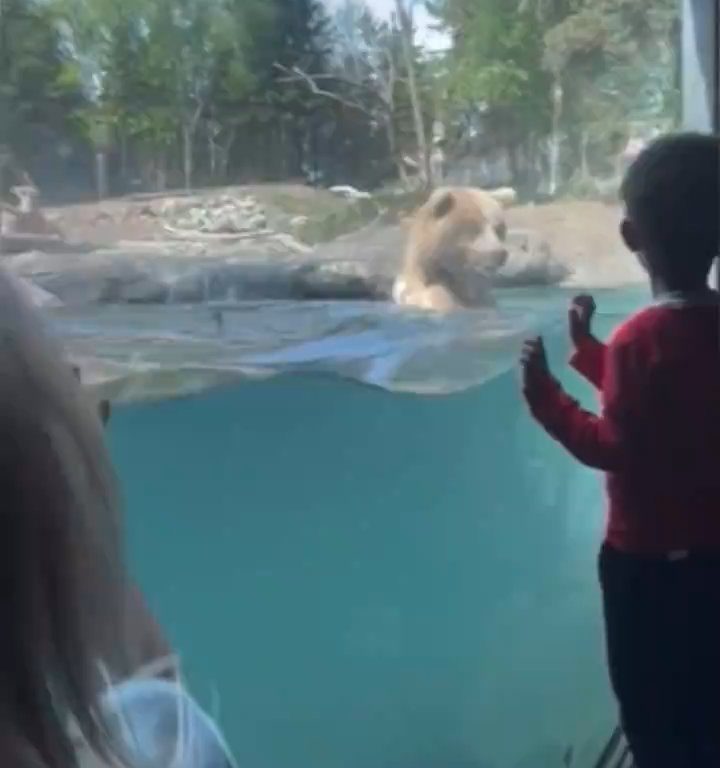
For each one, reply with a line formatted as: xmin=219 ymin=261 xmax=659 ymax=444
xmin=295 ymin=197 xmax=379 ymax=245
xmin=254 ymin=186 xmax=380 ymax=245
xmin=248 ymin=183 xmax=427 ymax=245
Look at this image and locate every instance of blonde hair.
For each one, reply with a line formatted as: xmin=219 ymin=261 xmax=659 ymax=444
xmin=0 ymin=269 xmax=128 ymax=766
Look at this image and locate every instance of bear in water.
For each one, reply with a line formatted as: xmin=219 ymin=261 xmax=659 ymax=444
xmin=392 ymin=186 xmax=515 ymax=312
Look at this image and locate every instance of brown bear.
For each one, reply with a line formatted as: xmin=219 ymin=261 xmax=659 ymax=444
xmin=392 ymin=186 xmax=514 ymax=312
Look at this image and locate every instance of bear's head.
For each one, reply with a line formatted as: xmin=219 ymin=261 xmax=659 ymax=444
xmin=404 ymin=186 xmax=510 ymax=281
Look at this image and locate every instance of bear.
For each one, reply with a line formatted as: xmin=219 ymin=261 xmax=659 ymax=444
xmin=392 ymin=186 xmax=514 ymax=312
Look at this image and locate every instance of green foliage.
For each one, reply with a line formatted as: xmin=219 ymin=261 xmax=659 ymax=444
xmin=1 ymin=0 xmax=682 ymax=194
xmin=429 ymin=0 xmax=553 ymax=139
xmin=266 ymin=0 xmax=335 ymax=120
xmin=543 ymin=0 xmax=679 ymax=181
xmin=428 ymin=0 xmax=679 ymax=190
xmin=0 ymin=0 xmax=86 ymax=156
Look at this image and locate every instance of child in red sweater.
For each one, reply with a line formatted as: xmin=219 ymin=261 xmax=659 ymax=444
xmin=521 ymin=133 xmax=720 ymax=767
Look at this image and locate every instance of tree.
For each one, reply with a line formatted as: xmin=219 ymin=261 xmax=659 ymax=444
xmin=542 ymin=0 xmax=679 ymax=187
xmin=52 ymin=0 xmax=172 ymax=192
xmin=52 ymin=0 xmax=268 ymax=192
xmin=426 ymin=0 xmax=678 ymax=195
xmin=428 ymin=0 xmax=554 ymax=190
xmin=393 ymin=0 xmax=431 ymax=187
xmin=266 ymin=0 xmax=335 ymax=179
xmin=275 ymin=0 xmax=437 ymax=189
xmin=203 ymin=0 xmax=269 ymax=182
xmin=0 ymin=0 xmax=86 ymax=180
xmin=330 ymin=0 xmax=415 ymax=185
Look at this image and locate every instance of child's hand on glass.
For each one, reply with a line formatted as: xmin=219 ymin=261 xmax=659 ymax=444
xmin=569 ymin=294 xmax=596 ymax=348
xmin=520 ymin=336 xmax=550 ymax=392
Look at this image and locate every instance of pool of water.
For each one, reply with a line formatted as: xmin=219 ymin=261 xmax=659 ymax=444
xmin=93 ymin=286 xmax=648 ymax=768
xmin=51 ymin=285 xmax=648 ymax=398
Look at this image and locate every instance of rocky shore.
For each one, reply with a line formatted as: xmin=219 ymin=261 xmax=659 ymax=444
xmin=2 ymin=188 xmax=643 ymax=309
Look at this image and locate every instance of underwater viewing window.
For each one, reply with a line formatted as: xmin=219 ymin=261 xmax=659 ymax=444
xmin=1 ymin=0 xmax=717 ymax=766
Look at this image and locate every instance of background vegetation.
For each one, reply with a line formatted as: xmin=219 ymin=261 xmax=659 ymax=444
xmin=0 ymin=0 xmax=680 ymax=201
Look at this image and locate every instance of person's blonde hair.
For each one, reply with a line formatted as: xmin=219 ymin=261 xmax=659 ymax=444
xmin=0 ymin=269 xmax=128 ymax=766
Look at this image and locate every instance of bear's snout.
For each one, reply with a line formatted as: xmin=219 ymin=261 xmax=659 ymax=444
xmin=467 ymin=242 xmax=508 ymax=273
xmin=487 ymin=246 xmax=508 ymax=271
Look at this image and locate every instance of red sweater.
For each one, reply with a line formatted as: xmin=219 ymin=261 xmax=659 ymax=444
xmin=524 ymin=295 xmax=720 ymax=555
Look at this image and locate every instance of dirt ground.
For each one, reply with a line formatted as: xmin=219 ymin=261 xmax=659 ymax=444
xmin=45 ymin=183 xmax=369 ymax=246
xmin=507 ymin=200 xmax=624 ymax=264
xmin=46 ymin=197 xmax=162 ymax=244
xmin=48 ymin=187 xmax=621 ymax=251
xmin=507 ymin=199 xmax=642 ymax=285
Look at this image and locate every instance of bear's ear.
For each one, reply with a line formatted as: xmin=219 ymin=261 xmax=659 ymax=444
xmin=488 ymin=187 xmax=517 ymax=208
xmin=431 ymin=191 xmax=455 ymax=219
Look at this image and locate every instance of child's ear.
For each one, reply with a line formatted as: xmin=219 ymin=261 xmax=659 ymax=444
xmin=620 ymin=218 xmax=641 ymax=252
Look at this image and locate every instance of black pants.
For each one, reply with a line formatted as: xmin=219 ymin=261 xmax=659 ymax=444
xmin=599 ymin=543 xmax=720 ymax=768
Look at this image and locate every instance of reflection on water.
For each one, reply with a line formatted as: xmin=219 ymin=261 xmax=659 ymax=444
xmin=47 ymin=286 xmax=649 ymax=400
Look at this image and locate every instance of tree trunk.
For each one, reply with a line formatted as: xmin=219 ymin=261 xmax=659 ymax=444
xmin=384 ymin=115 xmax=409 ymax=189
xmin=507 ymin=142 xmax=519 ymax=185
xmin=526 ymin=134 xmax=541 ymax=197
xmin=119 ymin=131 xmax=129 ymax=186
xmin=182 ymin=124 xmax=193 ymax=191
xmin=394 ymin=0 xmax=431 ymax=190
xmin=548 ymin=76 xmax=563 ymax=196
xmin=208 ymin=134 xmax=217 ymax=182
xmin=155 ymin=149 xmax=167 ymax=192
xmin=218 ymin=126 xmax=237 ymax=182
xmin=95 ymin=151 xmax=108 ymax=201
xmin=580 ymin=130 xmax=590 ymax=182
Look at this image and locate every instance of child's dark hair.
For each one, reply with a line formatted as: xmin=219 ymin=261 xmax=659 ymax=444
xmin=620 ymin=132 xmax=719 ymax=286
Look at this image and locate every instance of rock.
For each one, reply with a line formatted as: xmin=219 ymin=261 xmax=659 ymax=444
xmin=6 ymin=271 xmax=63 ymax=308
xmin=105 ymin=276 xmax=170 ymax=304
xmin=163 ymin=193 xmax=269 ymax=236
xmin=289 ymin=216 xmax=309 ymax=240
xmin=494 ymin=230 xmax=569 ymax=287
xmin=2 ymin=215 xmax=627 ymax=307
xmin=291 ymin=261 xmax=389 ymax=300
xmin=329 ymin=185 xmax=372 ymax=201
xmin=7 ymin=243 xmax=392 ymax=305
xmin=269 ymin=233 xmax=313 ymax=255
xmin=0 ymin=233 xmax=92 ymax=255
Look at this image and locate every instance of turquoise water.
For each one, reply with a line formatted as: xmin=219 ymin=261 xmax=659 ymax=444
xmin=99 ymin=286 xmax=646 ymax=768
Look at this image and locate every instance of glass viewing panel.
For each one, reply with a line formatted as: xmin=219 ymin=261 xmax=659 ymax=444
xmin=0 ymin=0 xmax=682 ymax=765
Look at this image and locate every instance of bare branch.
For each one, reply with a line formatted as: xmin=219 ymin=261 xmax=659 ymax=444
xmin=274 ymin=64 xmax=387 ymax=102
xmin=273 ymin=63 xmax=374 ymax=115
